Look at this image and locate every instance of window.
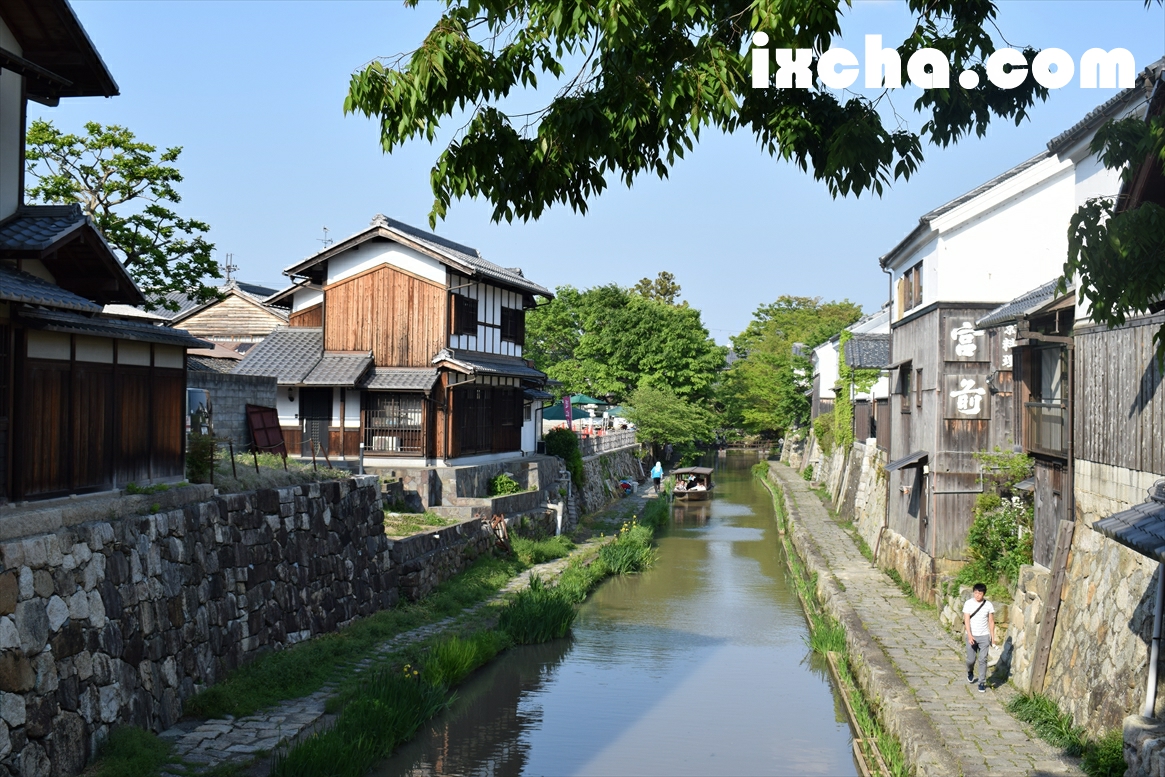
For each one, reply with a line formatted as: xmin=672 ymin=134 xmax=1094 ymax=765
xmin=364 ymin=394 xmax=424 ymax=455
xmin=1033 ymin=347 xmax=1065 ymax=403
xmin=898 ymin=262 xmax=923 ymax=315
xmin=453 ymin=294 xmax=478 ymax=336
xmin=897 ymin=364 xmax=912 ymax=414
xmin=523 ymin=402 xmax=532 ymax=422
xmin=500 ymin=307 xmax=525 ymax=345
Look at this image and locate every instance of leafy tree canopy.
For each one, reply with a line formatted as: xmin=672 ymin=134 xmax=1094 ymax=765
xmin=25 ymin=120 xmax=218 ymax=310
xmin=345 ymin=0 xmax=1052 ymax=226
xmin=720 ymin=295 xmax=862 ymax=435
xmin=624 ymin=385 xmax=716 ymax=448
xmin=1064 ymin=107 xmax=1165 ymax=353
xmin=525 ymin=282 xmax=726 ymax=402
xmin=633 ymin=271 xmax=683 ymax=305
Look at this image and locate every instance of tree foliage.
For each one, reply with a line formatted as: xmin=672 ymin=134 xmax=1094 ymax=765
xmin=624 ymin=385 xmax=716 ymax=449
xmin=633 ymin=271 xmax=683 ymax=305
xmin=345 ymin=0 xmax=1052 ymax=226
xmin=1063 ymin=110 xmax=1165 ymax=355
xmin=525 ymin=283 xmax=726 ymax=402
xmin=719 ymin=296 xmax=861 ymax=436
xmin=25 ymin=120 xmax=218 ymax=309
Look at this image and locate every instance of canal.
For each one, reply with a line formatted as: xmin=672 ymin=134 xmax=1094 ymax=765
xmin=373 ymin=452 xmax=859 ymax=777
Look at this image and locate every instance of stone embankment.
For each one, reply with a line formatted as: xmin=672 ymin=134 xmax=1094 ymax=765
xmin=769 ymin=464 xmax=1080 ymax=777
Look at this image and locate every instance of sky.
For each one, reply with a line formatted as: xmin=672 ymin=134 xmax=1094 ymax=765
xmin=42 ymin=1 xmax=1165 ymax=343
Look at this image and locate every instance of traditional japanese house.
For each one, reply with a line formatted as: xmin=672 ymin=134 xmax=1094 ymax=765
xmin=0 ymin=0 xmax=207 ymax=502
xmin=156 ymin=279 xmax=289 ymax=354
xmin=877 ymin=80 xmax=1152 ymax=597
xmin=234 ymin=214 xmax=553 ymax=467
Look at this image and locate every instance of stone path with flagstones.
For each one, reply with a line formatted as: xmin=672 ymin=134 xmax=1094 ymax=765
xmin=770 ymin=464 xmax=1082 ymax=777
xmin=155 ymin=484 xmax=653 ymax=776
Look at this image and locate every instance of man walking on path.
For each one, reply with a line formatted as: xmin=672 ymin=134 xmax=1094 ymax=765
xmin=650 ymin=461 xmax=663 ymax=493
xmin=964 ymin=583 xmax=996 ymax=693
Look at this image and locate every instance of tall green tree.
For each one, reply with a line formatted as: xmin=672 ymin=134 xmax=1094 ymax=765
xmin=25 ymin=120 xmax=218 ymax=309
xmin=624 ymin=385 xmax=716 ymax=450
xmin=1063 ymin=105 xmax=1165 ymax=353
xmin=720 ymin=296 xmax=862 ymax=436
xmin=345 ymin=0 xmax=1055 ymax=226
xmin=526 ymin=283 xmax=726 ymax=402
xmin=633 ymin=271 xmax=683 ymax=305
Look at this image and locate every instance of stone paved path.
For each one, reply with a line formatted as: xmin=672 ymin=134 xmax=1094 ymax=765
xmin=158 ymin=485 xmax=654 ymax=776
xmin=771 ymin=466 xmax=1081 ymax=777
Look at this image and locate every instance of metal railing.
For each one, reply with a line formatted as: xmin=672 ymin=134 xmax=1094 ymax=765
xmin=575 ymin=428 xmax=638 ymax=457
xmin=1025 ymin=402 xmax=1068 ymax=458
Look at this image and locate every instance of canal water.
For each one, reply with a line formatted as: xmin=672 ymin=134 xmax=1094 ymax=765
xmin=373 ymin=452 xmax=859 ymax=777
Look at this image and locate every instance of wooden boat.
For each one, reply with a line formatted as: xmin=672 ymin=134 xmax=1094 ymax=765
xmin=672 ymin=466 xmax=714 ymax=501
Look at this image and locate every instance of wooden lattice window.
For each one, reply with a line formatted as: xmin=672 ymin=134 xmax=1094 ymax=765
xmin=453 ymin=294 xmax=478 ymax=336
xmin=500 ymin=307 xmax=525 ymax=345
xmin=365 ymin=394 xmax=424 ymax=455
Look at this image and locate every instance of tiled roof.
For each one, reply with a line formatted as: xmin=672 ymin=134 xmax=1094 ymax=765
xmin=523 ymin=387 xmax=554 ymax=401
xmin=1047 ymin=57 xmax=1165 ymax=154
xmin=233 ymin=327 xmax=323 ymax=383
xmin=188 ymin=355 xmax=238 ymax=373
xmin=0 ymin=204 xmax=86 ymax=251
xmin=284 ymin=215 xmax=553 ymax=298
xmin=1093 ymin=481 xmax=1165 ymax=562
xmin=159 ymin=281 xmax=289 ymax=323
xmin=303 ymin=354 xmax=373 ymax=386
xmin=361 ymin=368 xmax=440 ymax=391
xmin=844 ymin=333 xmax=891 ymax=369
xmin=432 ymin=348 xmax=547 ymax=380
xmin=0 ymin=264 xmax=102 ymax=313
xmin=977 ymin=279 xmax=1073 ymax=328
xmin=18 ymin=307 xmax=210 ymax=348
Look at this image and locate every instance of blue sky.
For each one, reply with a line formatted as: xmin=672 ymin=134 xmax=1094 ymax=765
xmin=48 ymin=1 xmax=1165 ymax=343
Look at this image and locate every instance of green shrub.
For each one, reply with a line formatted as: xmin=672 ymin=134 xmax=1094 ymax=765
xmin=545 ymin=428 xmax=585 ymax=489
xmin=498 ymin=576 xmax=576 ymax=644
xmin=802 ymin=463 xmax=814 ymax=481
xmin=186 ymin=433 xmax=216 ymax=484
xmin=813 ymin=411 xmax=835 ymax=456
xmin=488 ymin=472 xmax=523 ymax=496
xmin=91 ymin=727 xmax=171 ymax=777
xmin=1082 ymin=729 xmax=1127 ymax=777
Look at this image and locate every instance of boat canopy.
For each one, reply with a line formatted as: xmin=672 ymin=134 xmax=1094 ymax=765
xmin=672 ymin=466 xmax=714 ymax=476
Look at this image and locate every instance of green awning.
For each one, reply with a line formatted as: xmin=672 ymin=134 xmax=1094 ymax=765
xmin=542 ymin=402 xmax=589 ymax=421
xmin=569 ymin=394 xmax=608 ymax=406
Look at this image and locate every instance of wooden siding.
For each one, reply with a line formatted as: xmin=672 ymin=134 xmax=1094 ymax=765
xmin=324 ymin=264 xmax=446 ymax=367
xmin=180 ymin=293 xmax=286 ymax=339
xmin=447 ymin=272 xmax=527 ymax=357
xmin=14 ymin=338 xmax=186 ymax=499
xmin=1075 ymin=314 xmax=1165 ymax=474
xmin=1032 ymin=458 xmax=1067 ymax=567
xmin=289 ymin=304 xmax=322 ymax=328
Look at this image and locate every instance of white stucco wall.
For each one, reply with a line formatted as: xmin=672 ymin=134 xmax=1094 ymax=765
xmin=277 ymin=387 xmax=298 ymax=426
xmin=448 ymin=278 xmax=526 ymax=358
xmin=326 ymin=240 xmax=446 ymax=286
xmin=813 ymin=340 xmax=839 ymax=400
xmin=0 ymin=19 xmax=23 ymax=222
xmin=291 ymin=288 xmax=323 ymax=313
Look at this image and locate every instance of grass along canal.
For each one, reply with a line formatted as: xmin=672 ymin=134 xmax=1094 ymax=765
xmin=370 ymin=452 xmax=860 ymax=777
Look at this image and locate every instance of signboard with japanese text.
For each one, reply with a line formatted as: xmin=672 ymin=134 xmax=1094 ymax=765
xmin=944 ymin=374 xmax=992 ymax=419
xmin=944 ymin=315 xmax=988 ymax=362
xmin=999 ymin=324 xmax=1018 ymax=371
xmin=563 ymin=395 xmax=573 ymax=431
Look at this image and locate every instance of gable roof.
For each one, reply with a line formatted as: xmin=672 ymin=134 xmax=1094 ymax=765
xmin=158 ymin=280 xmax=290 ymax=325
xmin=302 ymin=353 xmax=372 ymax=387
xmin=1047 ymin=57 xmax=1165 ymax=155
xmin=283 ymin=214 xmax=553 ymax=298
xmin=0 ymin=204 xmax=143 ymax=304
xmin=0 ymin=0 xmax=118 ymax=103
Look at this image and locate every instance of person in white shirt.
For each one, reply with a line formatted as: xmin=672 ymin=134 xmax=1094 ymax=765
xmin=963 ymin=583 xmax=996 ymax=693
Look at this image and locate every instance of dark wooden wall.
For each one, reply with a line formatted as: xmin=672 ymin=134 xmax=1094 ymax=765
xmin=324 ymin=264 xmax=446 ymax=367
xmin=289 ymin=304 xmax=323 ymax=328
xmin=1075 ymin=314 xmax=1165 ymax=474
xmin=14 ymin=336 xmax=187 ymax=499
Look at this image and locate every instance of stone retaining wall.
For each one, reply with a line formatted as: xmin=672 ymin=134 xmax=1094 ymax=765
xmin=578 ymin=447 xmax=644 ymax=515
xmin=875 ymin=528 xmax=937 ymax=605
xmin=0 ymin=476 xmax=510 ymax=776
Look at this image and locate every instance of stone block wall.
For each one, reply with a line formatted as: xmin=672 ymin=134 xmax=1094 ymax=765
xmin=852 ymin=444 xmax=888 ymax=555
xmin=579 ymin=446 xmax=644 ymax=515
xmin=1002 ymin=564 xmax=1051 ymax=693
xmin=875 ymin=528 xmax=937 ymax=605
xmin=0 ymin=477 xmax=399 ymax=776
xmin=188 ymin=372 xmax=277 ymax=448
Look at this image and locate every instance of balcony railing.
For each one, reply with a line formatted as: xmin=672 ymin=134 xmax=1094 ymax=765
xmin=575 ymin=428 xmax=639 ymax=457
xmin=1025 ymin=402 xmax=1068 ymax=458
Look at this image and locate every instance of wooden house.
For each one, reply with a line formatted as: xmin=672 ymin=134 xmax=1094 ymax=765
xmin=234 ymin=214 xmax=553 ymax=466
xmin=877 ymin=80 xmax=1152 ymax=590
xmin=156 ymin=280 xmax=289 ymax=353
xmin=0 ymin=0 xmax=207 ymax=502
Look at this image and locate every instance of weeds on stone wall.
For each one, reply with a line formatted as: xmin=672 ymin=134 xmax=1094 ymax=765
xmin=382 ymin=510 xmax=457 ymax=539
xmin=802 ymin=463 xmax=814 ymax=481
xmin=813 ymin=412 xmax=836 ymax=457
xmin=487 ymin=472 xmax=524 ymax=496
xmin=1006 ymin=693 xmax=1126 ymax=777
xmin=546 ymin=428 xmax=585 ymax=489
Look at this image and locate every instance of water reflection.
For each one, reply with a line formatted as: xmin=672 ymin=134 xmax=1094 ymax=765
xmin=373 ymin=453 xmax=858 ymax=777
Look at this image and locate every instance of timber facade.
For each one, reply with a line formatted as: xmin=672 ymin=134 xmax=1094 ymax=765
xmin=236 ymin=214 xmax=552 ymax=466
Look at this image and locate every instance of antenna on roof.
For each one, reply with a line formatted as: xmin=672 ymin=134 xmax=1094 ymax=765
xmin=221 ymin=253 xmax=238 ymax=282
xmin=319 ymin=227 xmax=333 ymax=250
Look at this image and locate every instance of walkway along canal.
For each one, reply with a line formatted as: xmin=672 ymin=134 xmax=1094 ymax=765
xmin=373 ymin=452 xmax=860 ymax=777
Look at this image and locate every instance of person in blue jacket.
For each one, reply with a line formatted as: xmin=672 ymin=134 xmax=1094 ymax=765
xmin=650 ymin=461 xmax=663 ymax=493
